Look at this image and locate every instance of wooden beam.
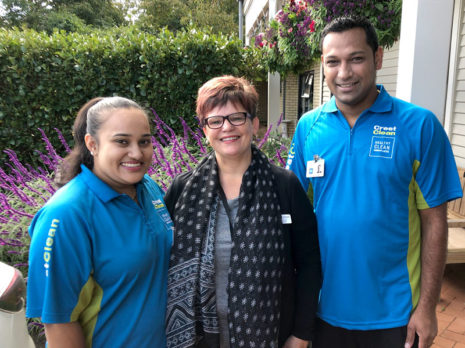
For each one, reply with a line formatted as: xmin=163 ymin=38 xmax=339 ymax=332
xmin=448 ymin=219 xmax=465 ymax=228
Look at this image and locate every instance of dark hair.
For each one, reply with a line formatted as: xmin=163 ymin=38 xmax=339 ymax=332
xmin=55 ymin=96 xmax=145 ymax=187
xmin=196 ymin=75 xmax=259 ymax=122
xmin=320 ymin=16 xmax=379 ymax=54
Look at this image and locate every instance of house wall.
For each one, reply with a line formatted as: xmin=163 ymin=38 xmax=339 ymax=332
xmin=255 ymin=79 xmax=268 ymax=126
xmin=313 ymin=64 xmax=322 ymax=108
xmin=277 ymin=60 xmax=322 ymax=136
xmin=446 ymin=0 xmax=465 ymax=166
xmin=244 ymin=0 xmax=268 ymax=45
xmin=279 ymin=74 xmax=298 ymax=135
xmin=377 ymin=41 xmax=400 ymax=96
xmin=321 ymin=77 xmax=331 ymax=104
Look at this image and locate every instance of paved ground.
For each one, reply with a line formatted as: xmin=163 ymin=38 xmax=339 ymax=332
xmin=434 ymin=263 xmax=465 ymax=348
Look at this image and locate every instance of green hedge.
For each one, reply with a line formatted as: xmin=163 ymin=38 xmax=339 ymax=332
xmin=0 ymin=26 xmax=265 ymax=164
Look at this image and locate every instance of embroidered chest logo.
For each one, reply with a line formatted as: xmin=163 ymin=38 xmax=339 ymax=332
xmin=153 ymin=199 xmax=174 ymax=228
xmin=152 ymin=199 xmax=170 ymax=223
xmin=369 ymin=125 xmax=397 ymax=159
xmin=152 ymin=199 xmax=165 ymax=210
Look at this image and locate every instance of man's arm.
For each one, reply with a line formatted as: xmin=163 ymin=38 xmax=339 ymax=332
xmin=405 ymin=202 xmax=448 ymax=348
xmin=45 ymin=322 xmax=87 ymax=348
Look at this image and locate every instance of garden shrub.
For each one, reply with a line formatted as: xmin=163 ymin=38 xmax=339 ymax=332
xmin=0 ymin=26 xmax=265 ymax=164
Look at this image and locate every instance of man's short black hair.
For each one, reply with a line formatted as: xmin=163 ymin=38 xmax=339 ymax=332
xmin=320 ymin=16 xmax=379 ymax=54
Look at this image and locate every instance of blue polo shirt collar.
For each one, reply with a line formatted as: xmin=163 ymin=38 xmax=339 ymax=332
xmin=321 ymin=84 xmax=393 ymax=114
xmin=79 ymin=164 xmax=141 ymax=203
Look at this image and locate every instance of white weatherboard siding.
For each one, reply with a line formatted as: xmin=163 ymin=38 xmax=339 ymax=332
xmin=321 ymin=77 xmax=331 ymax=104
xmin=377 ymin=41 xmax=399 ymax=97
xmin=446 ymin=0 xmax=465 ymax=166
xmin=244 ymin=0 xmax=267 ymax=45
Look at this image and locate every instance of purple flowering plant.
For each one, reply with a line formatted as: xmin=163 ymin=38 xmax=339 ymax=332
xmin=255 ymin=0 xmax=401 ymax=76
xmin=0 ymin=110 xmax=288 ymax=273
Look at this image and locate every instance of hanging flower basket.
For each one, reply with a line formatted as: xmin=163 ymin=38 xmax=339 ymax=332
xmin=255 ymin=0 xmax=319 ymax=77
xmin=255 ymin=0 xmax=402 ymax=77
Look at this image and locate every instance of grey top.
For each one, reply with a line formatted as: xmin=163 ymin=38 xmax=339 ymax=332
xmin=215 ymin=197 xmax=239 ymax=348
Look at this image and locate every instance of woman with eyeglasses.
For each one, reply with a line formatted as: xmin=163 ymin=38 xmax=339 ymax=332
xmin=164 ymin=75 xmax=321 ymax=348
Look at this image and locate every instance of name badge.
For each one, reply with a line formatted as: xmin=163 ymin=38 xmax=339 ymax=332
xmin=281 ymin=214 xmax=292 ymax=224
xmin=306 ymin=155 xmax=325 ymax=178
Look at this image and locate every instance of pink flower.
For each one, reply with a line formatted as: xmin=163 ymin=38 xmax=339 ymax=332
xmin=309 ymin=20 xmax=315 ymax=32
xmin=288 ymin=28 xmax=293 ymax=33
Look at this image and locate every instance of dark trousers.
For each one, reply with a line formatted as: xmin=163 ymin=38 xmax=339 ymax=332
xmin=312 ymin=318 xmax=419 ymax=348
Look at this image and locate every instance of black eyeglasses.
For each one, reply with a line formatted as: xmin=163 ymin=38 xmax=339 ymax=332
xmin=203 ymin=112 xmax=251 ymax=129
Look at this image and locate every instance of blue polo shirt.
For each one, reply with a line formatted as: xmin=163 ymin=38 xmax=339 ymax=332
xmin=27 ymin=165 xmax=172 ymax=347
xmin=287 ymin=86 xmax=462 ymax=330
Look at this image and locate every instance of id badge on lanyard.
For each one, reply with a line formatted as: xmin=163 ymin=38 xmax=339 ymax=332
xmin=306 ymin=154 xmax=325 ymax=178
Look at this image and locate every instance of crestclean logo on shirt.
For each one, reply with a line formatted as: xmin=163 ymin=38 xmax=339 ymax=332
xmin=373 ymin=125 xmax=396 ymax=136
xmin=152 ymin=199 xmax=165 ymax=210
xmin=369 ymin=125 xmax=397 ymax=159
xmin=153 ymin=199 xmax=174 ymax=242
xmin=153 ymin=199 xmax=170 ymax=224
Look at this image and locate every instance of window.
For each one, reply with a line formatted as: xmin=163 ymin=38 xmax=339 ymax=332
xmin=298 ymin=71 xmax=314 ymax=118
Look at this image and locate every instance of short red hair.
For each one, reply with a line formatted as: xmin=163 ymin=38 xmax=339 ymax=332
xmin=196 ymin=75 xmax=258 ymax=121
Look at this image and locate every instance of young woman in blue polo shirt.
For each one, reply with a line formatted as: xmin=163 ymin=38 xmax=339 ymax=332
xmin=26 ymin=97 xmax=173 ymax=348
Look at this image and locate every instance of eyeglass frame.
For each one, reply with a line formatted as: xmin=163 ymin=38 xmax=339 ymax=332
xmin=202 ymin=112 xmax=253 ymax=129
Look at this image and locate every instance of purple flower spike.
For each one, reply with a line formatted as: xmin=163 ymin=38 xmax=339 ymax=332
xmin=54 ymin=128 xmax=72 ymax=153
xmin=258 ymin=125 xmax=273 ymax=149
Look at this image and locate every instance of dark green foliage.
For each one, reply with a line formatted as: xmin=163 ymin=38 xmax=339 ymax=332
xmin=0 ymin=0 xmax=126 ymax=32
xmin=0 ymin=0 xmax=51 ymax=28
xmin=0 ymin=26 xmax=265 ymax=164
xmin=138 ymin=0 xmax=189 ymax=33
xmin=37 ymin=11 xmax=88 ymax=34
xmin=138 ymin=0 xmax=238 ymax=35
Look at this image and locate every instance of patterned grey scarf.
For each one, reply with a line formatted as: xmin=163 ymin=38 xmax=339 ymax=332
xmin=166 ymin=146 xmax=286 ymax=348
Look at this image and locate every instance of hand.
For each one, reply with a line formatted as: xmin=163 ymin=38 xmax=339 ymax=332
xmin=404 ymin=304 xmax=437 ymax=348
xmin=282 ymin=335 xmax=309 ymax=348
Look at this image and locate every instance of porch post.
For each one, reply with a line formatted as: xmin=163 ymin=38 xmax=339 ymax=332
xmin=267 ymin=0 xmax=281 ymax=130
xmin=396 ymin=0 xmax=454 ymax=124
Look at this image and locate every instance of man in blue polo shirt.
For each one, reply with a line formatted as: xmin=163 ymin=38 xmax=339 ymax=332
xmin=287 ymin=16 xmax=462 ymax=348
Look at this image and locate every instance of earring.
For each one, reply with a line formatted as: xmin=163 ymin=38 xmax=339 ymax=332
xmin=90 ymin=151 xmax=94 ymax=156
